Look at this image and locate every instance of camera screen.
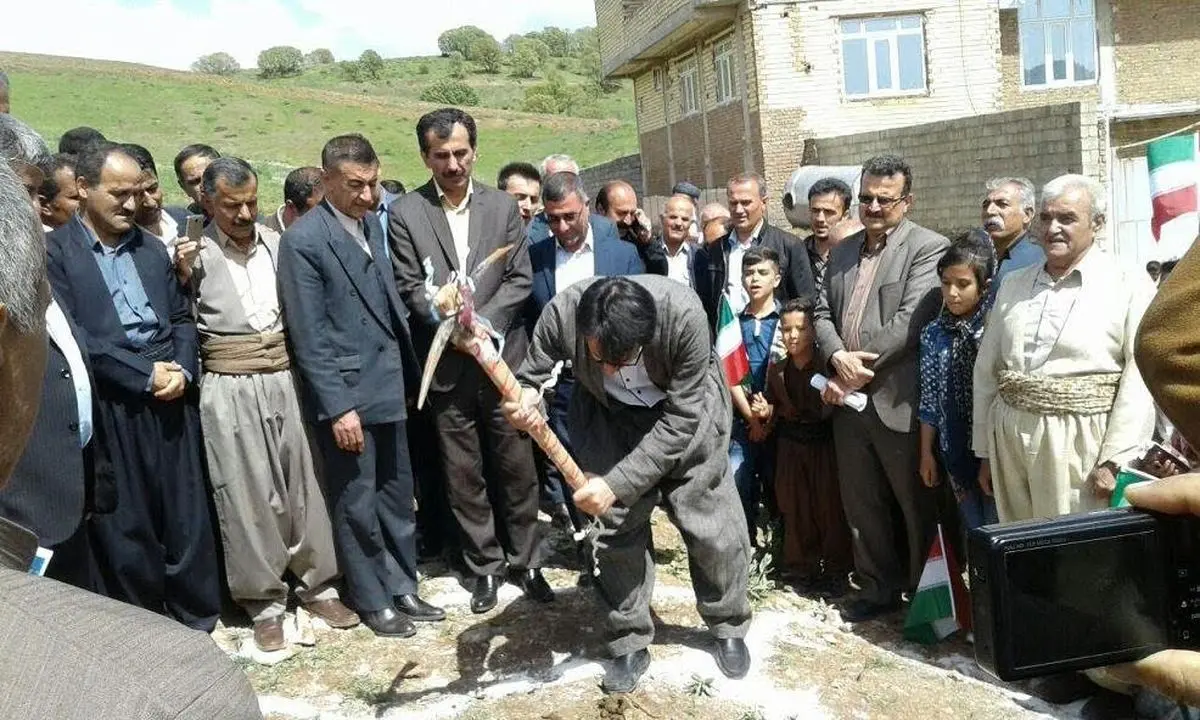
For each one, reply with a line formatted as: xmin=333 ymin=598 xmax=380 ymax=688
xmin=1004 ymin=530 xmax=1168 ymax=671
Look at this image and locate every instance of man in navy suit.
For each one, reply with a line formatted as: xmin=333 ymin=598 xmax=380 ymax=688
xmin=277 ymin=134 xmax=443 ymax=638
xmin=46 ymin=143 xmax=219 ymax=630
xmin=526 ymin=172 xmax=643 ymax=529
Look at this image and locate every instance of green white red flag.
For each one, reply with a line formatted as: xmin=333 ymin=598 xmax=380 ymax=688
xmin=903 ymin=524 xmax=972 ymax=644
xmin=1147 ymin=133 xmax=1199 ymax=248
xmin=716 ymin=294 xmax=750 ymax=388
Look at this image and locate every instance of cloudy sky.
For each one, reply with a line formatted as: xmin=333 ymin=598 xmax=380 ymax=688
xmin=4 ymin=0 xmax=598 ymax=70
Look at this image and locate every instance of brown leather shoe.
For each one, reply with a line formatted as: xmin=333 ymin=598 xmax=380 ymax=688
xmin=253 ymin=615 xmax=286 ymax=652
xmin=304 ymin=599 xmax=360 ymax=629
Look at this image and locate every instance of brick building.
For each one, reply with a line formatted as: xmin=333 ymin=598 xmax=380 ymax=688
xmin=594 ymin=0 xmax=1200 ymax=260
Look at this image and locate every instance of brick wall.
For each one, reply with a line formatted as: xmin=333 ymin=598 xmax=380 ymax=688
xmin=758 ymin=107 xmax=808 ymax=224
xmin=810 ymin=102 xmax=1102 ymax=239
xmin=672 ymin=114 xmax=707 ymax=187
xmin=1112 ymin=0 xmax=1200 ymax=105
xmin=596 ymin=0 xmax=692 ymax=72
xmin=708 ymin=102 xmax=747 ymax=187
xmin=1113 ymin=114 xmax=1200 ymax=159
xmin=580 ymin=154 xmax=645 ymax=199
xmin=640 ymin=126 xmax=672 ymax=196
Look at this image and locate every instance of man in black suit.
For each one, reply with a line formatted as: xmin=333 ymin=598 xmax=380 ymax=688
xmin=277 ymin=134 xmax=443 ymax=638
xmin=594 ymin=180 xmax=667 ymax=276
xmin=45 ymin=142 xmax=219 ymax=630
xmin=389 ymin=108 xmax=551 ymax=614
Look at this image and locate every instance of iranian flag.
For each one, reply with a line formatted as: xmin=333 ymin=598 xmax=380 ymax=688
xmin=1147 ymin=133 xmax=1199 ymax=254
xmin=716 ymin=294 xmax=750 ymax=387
xmin=903 ymin=525 xmax=972 ymax=645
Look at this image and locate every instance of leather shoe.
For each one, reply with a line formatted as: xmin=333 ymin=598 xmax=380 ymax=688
xmin=303 ymin=599 xmax=359 ymax=629
xmin=840 ymin=597 xmax=902 ymax=623
xmin=253 ymin=615 xmax=286 ymax=653
xmin=360 ymin=607 xmax=416 ymax=638
xmin=471 ymin=575 xmax=500 ymax=614
xmin=714 ymin=638 xmax=751 ymax=679
xmin=511 ymin=568 xmax=554 ymax=603
xmin=395 ymin=594 xmax=446 ymax=622
xmin=602 ymin=648 xmax=651 ymax=694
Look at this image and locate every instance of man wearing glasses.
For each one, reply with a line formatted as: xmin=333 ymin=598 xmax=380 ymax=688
xmin=811 ymin=154 xmax=948 ymax=623
xmin=504 ymin=275 xmax=752 ymax=695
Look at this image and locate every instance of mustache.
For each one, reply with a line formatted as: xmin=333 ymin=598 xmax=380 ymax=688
xmin=983 ymin=216 xmax=1005 ymax=231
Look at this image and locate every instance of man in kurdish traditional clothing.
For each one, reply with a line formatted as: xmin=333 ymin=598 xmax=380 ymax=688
xmin=177 ymin=157 xmax=359 ymax=652
xmin=973 ymin=173 xmax=1156 ymax=522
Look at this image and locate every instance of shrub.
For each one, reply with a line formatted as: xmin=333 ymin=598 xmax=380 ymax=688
xmin=510 ymin=43 xmax=542 ymax=79
xmin=359 ymin=49 xmax=385 ymax=80
xmin=419 ymin=79 xmax=480 ymax=107
xmin=257 ymin=45 xmax=304 ymax=78
xmin=471 ymin=37 xmax=503 ymax=74
xmin=191 ymin=52 xmax=240 ymax=76
xmin=306 ymin=48 xmax=335 ymax=65
xmin=521 ymin=72 xmax=583 ymax=115
xmin=437 ymin=26 xmax=493 ymax=59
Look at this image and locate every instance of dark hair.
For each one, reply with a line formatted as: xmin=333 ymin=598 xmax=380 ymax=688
xmin=119 ymin=143 xmax=157 ymax=177
xmin=541 ymin=171 xmax=586 ymax=204
xmin=1162 ymin=260 xmax=1179 ymax=275
xmin=497 ymin=161 xmax=541 ymax=191
xmin=321 ymin=134 xmax=378 ymax=170
xmin=937 ymin=234 xmax=995 ymax=288
xmin=283 ymin=166 xmax=323 ymax=208
xmin=416 ymin=107 xmax=477 ymax=155
xmin=201 ymin=157 xmax=257 ymax=197
xmin=380 ymin=179 xmax=405 ymax=195
xmin=577 ymin=277 xmax=656 ymax=364
xmin=77 ymin=142 xmax=136 ymax=186
xmin=37 ymin=153 xmax=76 ymax=201
xmin=808 ymin=177 xmax=852 ymax=212
xmin=1146 ymin=260 xmax=1162 ymax=273
xmin=594 ymin=180 xmax=635 ymax=214
xmin=780 ymin=296 xmax=814 ymax=318
xmin=172 ymin=143 xmax=220 ymax=182
xmin=672 ymin=180 xmax=701 ymax=202
xmin=861 ymin=154 xmax=913 ymax=196
xmin=741 ymin=246 xmax=781 ymax=273
xmin=58 ymin=126 xmax=106 ymax=155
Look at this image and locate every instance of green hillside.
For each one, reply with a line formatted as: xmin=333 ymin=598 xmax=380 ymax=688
xmin=3 ymin=52 xmax=637 ymax=209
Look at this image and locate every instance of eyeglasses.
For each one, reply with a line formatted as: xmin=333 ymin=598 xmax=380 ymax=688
xmin=588 ymin=346 xmax=643 ymax=368
xmin=857 ymin=194 xmax=908 ymax=210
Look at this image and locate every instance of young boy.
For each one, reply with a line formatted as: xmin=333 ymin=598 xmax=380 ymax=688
xmin=766 ymin=298 xmax=852 ymax=595
xmin=918 ymin=236 xmax=998 ymax=537
xmin=728 ymin=247 xmax=783 ymax=539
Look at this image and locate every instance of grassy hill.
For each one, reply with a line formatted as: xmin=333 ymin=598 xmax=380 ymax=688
xmin=3 ymin=52 xmax=637 ymax=209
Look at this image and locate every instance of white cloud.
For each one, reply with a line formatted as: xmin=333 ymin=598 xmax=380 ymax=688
xmin=3 ymin=0 xmax=598 ymax=70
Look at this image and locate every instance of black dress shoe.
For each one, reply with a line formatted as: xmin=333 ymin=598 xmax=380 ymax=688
xmin=714 ymin=638 xmax=750 ymax=679
xmin=511 ymin=568 xmax=554 ymax=603
xmin=840 ymin=597 xmax=902 ymax=623
xmin=470 ymin=575 xmax=500 ymax=614
xmin=395 ymin=594 xmax=446 ymax=622
xmin=602 ymin=648 xmax=651 ymax=694
xmin=360 ymin=607 xmax=416 ymax=638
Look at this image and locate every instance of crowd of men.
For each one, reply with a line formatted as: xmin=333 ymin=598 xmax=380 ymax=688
xmin=2 ymin=79 xmax=1200 ymax=716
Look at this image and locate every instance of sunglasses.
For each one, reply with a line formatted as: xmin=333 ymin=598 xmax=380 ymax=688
xmin=857 ymin=194 xmax=908 ymax=210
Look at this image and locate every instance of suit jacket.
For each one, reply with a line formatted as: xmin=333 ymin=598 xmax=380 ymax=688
xmin=525 ymin=214 xmax=644 ymax=334
xmin=277 ymin=201 xmax=419 ymax=426
xmin=388 ymin=179 xmax=533 ymax=394
xmin=693 ymin=221 xmax=817 ymax=334
xmin=515 ymin=275 xmax=731 ymax=506
xmin=47 ymin=216 xmax=199 ymax=398
xmin=812 ymin=218 xmax=948 ymax=433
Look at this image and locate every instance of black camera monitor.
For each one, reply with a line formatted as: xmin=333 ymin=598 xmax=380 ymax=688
xmin=970 ymin=508 xmax=1200 ymax=681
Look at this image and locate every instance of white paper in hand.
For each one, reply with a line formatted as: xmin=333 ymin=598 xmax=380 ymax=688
xmin=810 ymin=373 xmax=868 ymax=412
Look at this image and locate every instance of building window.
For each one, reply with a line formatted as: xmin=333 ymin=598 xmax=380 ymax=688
xmin=1019 ymin=0 xmax=1097 ymax=87
xmin=653 ymin=67 xmax=664 ymax=91
xmin=714 ymin=38 xmax=737 ymax=104
xmin=679 ymin=60 xmax=699 ymax=116
xmin=840 ymin=15 xmax=927 ymax=98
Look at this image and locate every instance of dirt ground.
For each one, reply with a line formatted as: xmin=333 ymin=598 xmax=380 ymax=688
xmin=220 ymin=512 xmax=1077 ymax=720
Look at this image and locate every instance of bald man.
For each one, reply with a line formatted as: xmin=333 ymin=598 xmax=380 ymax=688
xmin=595 ymin=181 xmax=667 ymax=276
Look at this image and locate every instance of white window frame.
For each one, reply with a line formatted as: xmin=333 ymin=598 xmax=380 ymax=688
xmin=839 ymin=14 xmax=928 ymax=99
xmin=679 ymin=59 xmax=700 ymax=116
xmin=713 ymin=37 xmax=737 ymax=105
xmin=1018 ymin=0 xmax=1098 ymax=89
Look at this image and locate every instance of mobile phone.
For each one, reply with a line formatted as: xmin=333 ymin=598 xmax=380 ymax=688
xmin=185 ymin=214 xmax=205 ymax=242
xmin=1141 ymin=441 xmax=1191 ymax=478
xmin=970 ymin=508 xmax=1200 ymax=681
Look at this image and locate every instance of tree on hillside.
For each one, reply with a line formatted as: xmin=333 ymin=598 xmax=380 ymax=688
xmin=522 ymin=71 xmax=584 ymax=114
xmin=359 ymin=49 xmax=385 ymax=80
xmin=419 ymin=79 xmax=481 ymax=107
xmin=518 ymin=37 xmax=551 ymax=63
xmin=502 ymin=34 xmax=524 ymax=54
xmin=579 ymin=47 xmax=620 ymax=92
xmin=258 ymin=46 xmax=304 ymax=78
xmin=510 ymin=43 xmax=542 ymax=79
xmin=192 ymin=52 xmax=240 ymax=76
xmin=529 ymin=27 xmax=570 ymax=58
xmin=306 ymin=48 xmax=335 ymax=65
xmin=471 ymin=37 xmax=503 ymax=74
xmin=438 ymin=26 xmax=493 ymax=59
xmin=447 ymin=52 xmax=468 ymax=80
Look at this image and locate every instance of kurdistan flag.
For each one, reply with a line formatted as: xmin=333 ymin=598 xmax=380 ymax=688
xmin=1147 ymin=133 xmax=1199 ymax=254
xmin=903 ymin=525 xmax=972 ymax=645
xmin=716 ymin=293 xmax=750 ymax=388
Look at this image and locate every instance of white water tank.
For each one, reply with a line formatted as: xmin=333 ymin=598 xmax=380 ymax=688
xmin=781 ymin=166 xmax=861 ymax=229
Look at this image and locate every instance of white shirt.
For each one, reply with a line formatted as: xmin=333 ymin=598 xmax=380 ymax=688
xmin=215 ymin=228 xmax=282 ymax=333
xmin=664 ymin=241 xmax=692 ymax=287
xmin=603 ymin=355 xmax=668 ymax=408
xmin=1024 ymin=265 xmax=1084 ymax=371
xmin=45 ymin=298 xmax=92 ymax=448
xmin=140 ymin=215 xmax=179 ymax=245
xmin=554 ymin=224 xmax=596 ymax=292
xmin=725 ymin=219 xmax=763 ymax=313
xmin=436 ymin=179 xmax=474 ymax=271
xmin=329 ymin=203 xmax=371 ymax=258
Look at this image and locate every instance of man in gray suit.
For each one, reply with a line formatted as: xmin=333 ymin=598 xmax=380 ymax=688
xmin=504 ymin=275 xmax=752 ymax=693
xmin=0 ymin=156 xmax=261 ymax=720
xmin=813 ymin=155 xmax=947 ymax=623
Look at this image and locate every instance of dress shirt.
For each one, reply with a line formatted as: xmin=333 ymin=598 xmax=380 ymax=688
xmin=603 ymin=355 xmax=668 ymax=408
xmin=1022 ymin=253 xmax=1094 ymax=370
xmin=806 ymin=236 xmax=829 ymax=299
xmin=724 ymin=220 xmax=763 ymax=314
xmin=215 ymin=228 xmax=282 ymax=333
xmin=840 ymin=230 xmax=891 ymax=352
xmin=554 ymin=224 xmax=596 ymax=292
xmin=273 ymin=205 xmax=287 ymax=232
xmin=329 ymin=203 xmax=371 ymax=258
xmin=436 ymin=179 xmax=474 ymax=271
xmin=664 ymin=241 xmax=692 ymax=287
xmin=992 ymin=232 xmax=1045 ymax=296
xmin=86 ymin=227 xmax=160 ymax=348
xmin=139 ymin=214 xmax=180 ymax=245
xmin=45 ymin=298 xmax=92 ymax=448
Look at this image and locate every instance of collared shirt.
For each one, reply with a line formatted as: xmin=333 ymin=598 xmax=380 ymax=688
xmin=664 ymin=241 xmax=692 ymax=287
xmin=214 ymin=227 xmax=282 ymax=333
xmin=992 ymin=232 xmax=1045 ymax=296
xmin=273 ymin=205 xmax=287 ymax=232
xmin=1023 ymin=250 xmax=1097 ymax=370
xmin=46 ymin=297 xmax=92 ymax=448
xmin=329 ymin=203 xmax=371 ymax=257
xmin=554 ymin=224 xmax=596 ymax=292
xmin=86 ymin=226 xmax=160 ymax=348
xmin=436 ymin=179 xmax=474 ymax=271
xmin=806 ymin=236 xmax=829 ymax=298
xmin=840 ymin=231 xmax=891 ymax=352
xmin=603 ymin=356 xmax=668 ymax=408
xmin=739 ymin=301 xmax=781 ymax=393
xmin=139 ymin=214 xmax=179 ymax=246
xmin=724 ymin=219 xmax=764 ymax=313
